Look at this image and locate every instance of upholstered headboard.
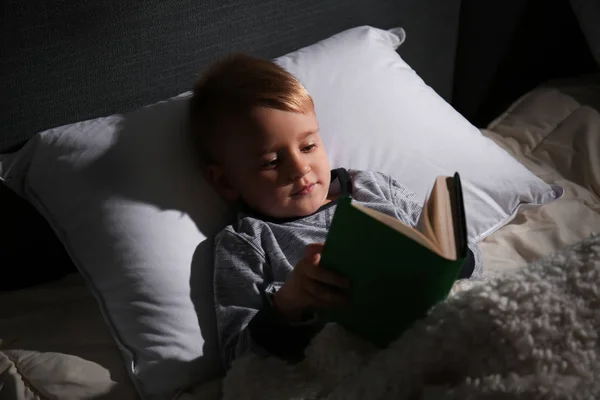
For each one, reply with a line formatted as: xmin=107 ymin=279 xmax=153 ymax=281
xmin=0 ymin=0 xmax=461 ymax=153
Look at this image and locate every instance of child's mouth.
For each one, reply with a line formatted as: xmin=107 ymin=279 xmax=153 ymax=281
xmin=292 ymin=183 xmax=316 ymax=196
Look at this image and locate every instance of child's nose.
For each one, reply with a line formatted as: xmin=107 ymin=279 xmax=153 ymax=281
xmin=290 ymin=158 xmax=311 ymax=181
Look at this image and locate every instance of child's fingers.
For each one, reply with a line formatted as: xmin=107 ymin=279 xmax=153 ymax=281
xmin=308 ymin=267 xmax=350 ymax=289
xmin=301 ymin=243 xmax=350 ymax=290
xmin=303 ymin=243 xmax=325 ymax=264
xmin=302 ymin=280 xmax=348 ymax=308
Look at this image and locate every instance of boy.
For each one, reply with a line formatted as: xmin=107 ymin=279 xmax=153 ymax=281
xmin=189 ymin=53 xmax=480 ymax=369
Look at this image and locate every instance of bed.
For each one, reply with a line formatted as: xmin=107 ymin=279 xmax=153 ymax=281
xmin=1 ymin=1 xmax=599 ymax=400
xmin=479 ymin=75 xmax=600 ymax=274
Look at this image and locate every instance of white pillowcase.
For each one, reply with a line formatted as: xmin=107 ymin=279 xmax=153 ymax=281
xmin=277 ymin=26 xmax=561 ymax=242
xmin=0 ymin=25 xmax=561 ymax=400
xmin=1 ymin=97 xmax=228 ymax=400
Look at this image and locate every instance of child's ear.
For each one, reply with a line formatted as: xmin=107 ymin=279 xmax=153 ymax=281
xmin=204 ymin=164 xmax=239 ymax=202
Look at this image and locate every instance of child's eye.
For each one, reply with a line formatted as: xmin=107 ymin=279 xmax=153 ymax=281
xmin=302 ymin=144 xmax=317 ymax=152
xmin=261 ymin=159 xmax=278 ymax=170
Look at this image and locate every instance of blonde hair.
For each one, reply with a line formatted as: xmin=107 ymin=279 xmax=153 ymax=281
xmin=189 ymin=53 xmax=314 ymax=162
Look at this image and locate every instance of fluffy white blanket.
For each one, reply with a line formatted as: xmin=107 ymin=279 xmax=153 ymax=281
xmin=221 ymin=233 xmax=600 ymax=399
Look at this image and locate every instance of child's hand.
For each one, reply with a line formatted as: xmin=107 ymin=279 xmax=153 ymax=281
xmin=273 ymin=243 xmax=350 ymax=322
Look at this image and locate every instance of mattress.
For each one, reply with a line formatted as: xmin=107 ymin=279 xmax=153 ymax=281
xmin=2 ymin=77 xmax=599 ymax=399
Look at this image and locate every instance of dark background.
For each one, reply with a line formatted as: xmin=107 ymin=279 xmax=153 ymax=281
xmin=453 ymin=0 xmax=597 ymax=127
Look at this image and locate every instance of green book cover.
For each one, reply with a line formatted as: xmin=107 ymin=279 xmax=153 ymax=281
xmin=318 ymin=173 xmax=467 ymax=348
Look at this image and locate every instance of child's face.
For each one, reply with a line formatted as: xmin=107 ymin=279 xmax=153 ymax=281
xmin=207 ymin=107 xmax=331 ymax=219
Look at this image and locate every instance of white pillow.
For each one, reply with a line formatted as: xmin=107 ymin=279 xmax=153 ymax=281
xmin=276 ymin=26 xmax=561 ymax=242
xmin=1 ymin=96 xmax=229 ymax=400
xmin=0 ymin=25 xmax=561 ymax=399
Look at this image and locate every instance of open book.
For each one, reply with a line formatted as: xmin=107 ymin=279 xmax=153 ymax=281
xmin=318 ymin=172 xmax=468 ymax=347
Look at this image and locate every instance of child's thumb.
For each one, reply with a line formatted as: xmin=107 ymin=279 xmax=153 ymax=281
xmin=304 ymin=243 xmax=324 ymax=263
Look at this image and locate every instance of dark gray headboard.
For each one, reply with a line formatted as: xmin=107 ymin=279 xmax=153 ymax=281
xmin=0 ymin=0 xmax=461 ymax=153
